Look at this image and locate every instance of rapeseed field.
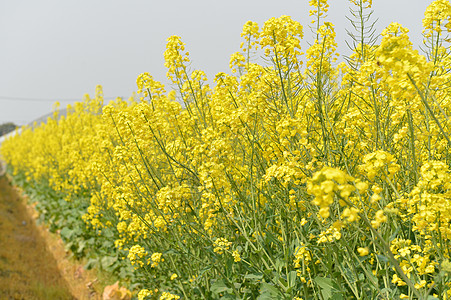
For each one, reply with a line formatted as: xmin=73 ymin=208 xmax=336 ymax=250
xmin=2 ymin=0 xmax=451 ymax=299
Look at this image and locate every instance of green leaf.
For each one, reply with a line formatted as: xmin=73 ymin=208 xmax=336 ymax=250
xmin=331 ymin=293 xmax=345 ymax=300
xmin=257 ymin=282 xmax=282 ymax=300
xmin=219 ymin=294 xmax=236 ymax=300
xmin=76 ymin=240 xmax=86 ymax=254
xmin=314 ymin=277 xmax=343 ymax=300
xmin=211 ymin=279 xmax=232 ymax=295
xmin=60 ymin=227 xmax=74 ymax=239
xmin=287 ymin=271 xmax=297 ymax=288
xmin=101 ymin=256 xmax=117 ymax=268
xmin=376 ymin=254 xmax=389 ymax=263
xmin=274 ymin=258 xmax=285 ymax=273
xmin=244 ymin=273 xmax=263 ymax=281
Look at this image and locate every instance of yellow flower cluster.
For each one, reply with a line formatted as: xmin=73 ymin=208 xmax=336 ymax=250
xmin=151 ymin=252 xmax=163 ymax=268
xmin=358 ymin=150 xmax=400 ymax=181
xmin=307 ymin=167 xmax=354 ymax=218
xmin=260 ymin=15 xmax=303 ymax=59
xmin=137 ymin=289 xmax=152 ymax=300
xmin=240 ymin=20 xmax=259 ymax=53
xmin=159 ymin=292 xmax=180 ymax=300
xmin=390 ymin=238 xmax=436 ymax=287
xmin=370 ymin=210 xmax=387 ymax=229
xmin=306 ymin=21 xmax=338 ymax=77
xmin=357 ymin=247 xmax=369 ymax=256
xmin=213 ymin=238 xmax=232 ymax=255
xmin=128 ymin=244 xmax=147 ymax=267
xmin=309 ymin=0 xmax=329 ymax=18
xmin=396 ymin=161 xmax=451 ymax=240
xmin=164 ymin=35 xmax=190 ymax=83
xmin=232 ymin=250 xmax=241 ymax=262
xmin=349 ymin=0 xmax=372 ymax=8
xmin=137 ymin=72 xmax=166 ymax=98
xmin=293 ymin=243 xmax=312 ymax=277
xmin=423 ymin=0 xmax=451 ymax=37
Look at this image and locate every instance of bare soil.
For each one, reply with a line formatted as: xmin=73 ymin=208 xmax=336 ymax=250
xmin=0 ymin=175 xmax=102 ymax=299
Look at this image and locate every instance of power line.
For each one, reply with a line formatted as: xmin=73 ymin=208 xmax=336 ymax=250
xmin=0 ymin=96 xmax=126 ymax=102
xmin=0 ymin=96 xmax=80 ymax=102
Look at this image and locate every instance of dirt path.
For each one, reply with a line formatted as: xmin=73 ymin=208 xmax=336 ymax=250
xmin=0 ymin=175 xmax=101 ymax=299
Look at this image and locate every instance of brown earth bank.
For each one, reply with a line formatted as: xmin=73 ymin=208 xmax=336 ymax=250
xmin=0 ymin=174 xmax=102 ymax=299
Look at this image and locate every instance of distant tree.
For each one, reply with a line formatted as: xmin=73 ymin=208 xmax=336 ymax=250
xmin=0 ymin=122 xmax=17 ymax=136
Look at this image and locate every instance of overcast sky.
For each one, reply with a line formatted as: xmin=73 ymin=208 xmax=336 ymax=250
xmin=0 ymin=0 xmax=430 ymax=125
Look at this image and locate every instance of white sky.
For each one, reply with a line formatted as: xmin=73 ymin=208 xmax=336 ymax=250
xmin=0 ymin=0 xmax=430 ymax=125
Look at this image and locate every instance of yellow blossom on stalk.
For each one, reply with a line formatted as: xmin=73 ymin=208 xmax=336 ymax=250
xmin=397 ymin=161 xmax=451 ymax=240
xmin=170 ymin=273 xmax=178 ymax=280
xmin=349 ymin=0 xmax=372 ymax=8
xmin=138 ymin=289 xmax=152 ymax=300
xmin=155 ymin=184 xmax=192 ymax=214
xmin=423 ymin=0 xmax=451 ymax=38
xmin=305 ymin=22 xmax=338 ymax=77
xmin=128 ymin=245 xmax=147 ymax=267
xmin=191 ymin=69 xmax=208 ymax=82
xmin=259 ymin=15 xmax=303 ymax=59
xmin=241 ymin=20 xmax=259 ymax=39
xmin=355 ymin=180 xmax=369 ymax=193
xmin=376 ymin=22 xmax=434 ymax=103
xmin=159 ymin=292 xmax=180 ymax=300
xmin=390 ymin=238 xmax=438 ymax=286
xmin=342 ymin=207 xmax=360 ymax=223
xmin=357 ymin=247 xmax=369 ymax=256
xmin=232 ymin=250 xmax=241 ymax=262
xmin=392 ymin=274 xmax=407 ymax=287
xmin=151 ymin=252 xmax=164 ymax=268
xmin=371 ymin=210 xmax=387 ymax=229
xmin=229 ymin=52 xmax=246 ymax=73
xmin=154 ymin=216 xmax=167 ymax=231
xmin=164 ymin=35 xmax=190 ymax=83
xmin=309 ymin=0 xmax=329 ymax=18
xmin=264 ymin=160 xmax=306 ymax=189
xmin=415 ymin=280 xmax=427 ymax=289
xmin=358 ymin=150 xmax=400 ymax=180
xmin=307 ymin=167 xmax=354 ymax=218
xmin=240 ymin=20 xmax=259 ymax=51
xmin=317 ymin=226 xmax=342 ymax=244
xmin=213 ymin=238 xmax=232 ymax=254
xmin=293 ymin=243 xmax=312 ymax=269
xmin=136 ymin=72 xmax=166 ymax=98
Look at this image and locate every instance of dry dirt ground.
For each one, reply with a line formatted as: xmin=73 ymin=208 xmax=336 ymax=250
xmin=0 ymin=174 xmax=102 ymax=299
